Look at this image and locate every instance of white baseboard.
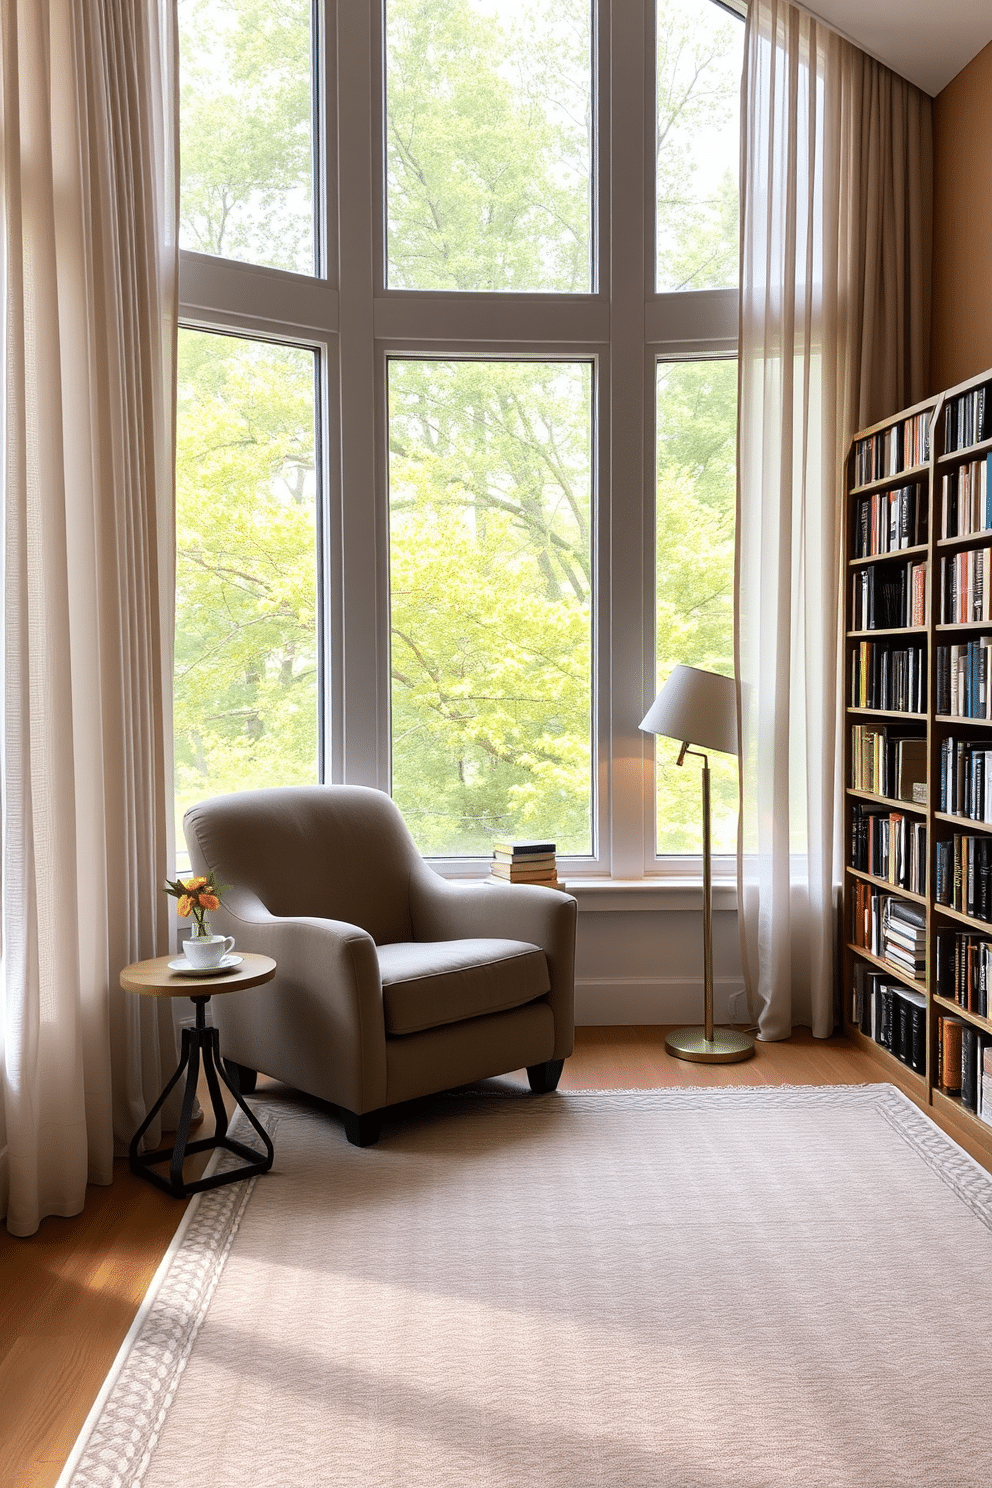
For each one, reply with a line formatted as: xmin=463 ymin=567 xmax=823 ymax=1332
xmin=575 ymin=975 xmax=746 ymax=1026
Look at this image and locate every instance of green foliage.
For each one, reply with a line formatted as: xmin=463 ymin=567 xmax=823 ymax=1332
xmin=386 ymin=0 xmax=591 ymax=291
xmin=389 ymin=360 xmax=592 ymax=853
xmin=178 ymin=0 xmax=314 ymax=273
xmin=657 ymin=0 xmax=743 ymax=290
xmin=174 ymin=331 xmax=318 ymax=836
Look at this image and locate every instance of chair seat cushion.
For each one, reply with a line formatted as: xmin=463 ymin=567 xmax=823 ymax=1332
xmin=377 ymin=938 xmax=550 ymax=1035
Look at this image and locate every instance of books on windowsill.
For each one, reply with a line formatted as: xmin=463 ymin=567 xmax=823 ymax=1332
xmin=490 ymin=839 xmax=560 ymax=888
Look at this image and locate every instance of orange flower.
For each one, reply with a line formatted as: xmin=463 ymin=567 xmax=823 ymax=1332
xmin=176 ymin=894 xmax=194 ymax=917
xmin=183 ymin=876 xmax=208 ymax=892
xmin=198 ymin=893 xmax=220 ymax=912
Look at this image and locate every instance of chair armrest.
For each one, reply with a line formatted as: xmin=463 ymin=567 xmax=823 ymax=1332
xmin=410 ymin=871 xmax=576 ymax=1059
xmin=208 ymin=886 xmax=388 ymax=1113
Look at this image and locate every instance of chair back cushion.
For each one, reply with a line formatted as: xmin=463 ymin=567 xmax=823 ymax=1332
xmin=184 ymin=785 xmax=422 ymax=944
xmin=377 ymin=939 xmax=550 ymax=1035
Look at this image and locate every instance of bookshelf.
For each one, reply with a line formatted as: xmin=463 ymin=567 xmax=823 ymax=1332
xmin=842 ymin=367 xmax=992 ymax=1153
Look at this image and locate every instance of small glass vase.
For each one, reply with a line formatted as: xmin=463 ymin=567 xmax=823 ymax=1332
xmin=190 ymin=916 xmax=212 ymax=941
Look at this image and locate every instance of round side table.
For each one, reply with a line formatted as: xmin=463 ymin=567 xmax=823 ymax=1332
xmin=121 ymin=952 xmax=277 ymax=1199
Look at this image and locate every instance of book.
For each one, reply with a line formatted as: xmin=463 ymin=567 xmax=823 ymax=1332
xmin=490 ymin=862 xmax=559 ymax=883
xmin=492 ymin=849 xmax=556 ymax=868
xmin=981 ymin=1070 xmax=992 ymax=1128
xmin=895 ymin=988 xmax=926 ymax=1073
xmin=981 ymin=1046 xmax=992 ymax=1128
xmin=961 ymin=1025 xmax=980 ymax=1111
xmin=939 ymin=1016 xmax=964 ymax=1094
xmin=894 ymin=737 xmax=926 ymax=803
xmin=492 ymin=839 xmax=555 ymax=857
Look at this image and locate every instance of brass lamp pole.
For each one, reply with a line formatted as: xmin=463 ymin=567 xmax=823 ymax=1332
xmin=640 ymin=666 xmax=755 ymax=1064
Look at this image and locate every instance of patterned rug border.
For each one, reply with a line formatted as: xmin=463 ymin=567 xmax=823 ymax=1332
xmin=54 ymin=1132 xmax=276 ymax=1488
xmin=55 ymin=1083 xmax=992 ymax=1488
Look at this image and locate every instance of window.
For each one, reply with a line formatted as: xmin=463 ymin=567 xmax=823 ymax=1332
xmin=178 ymin=0 xmax=744 ymax=878
xmin=655 ymin=357 xmax=737 ymax=854
xmin=384 ymin=0 xmax=594 ymax=292
xmin=656 ymin=0 xmax=744 ymax=291
xmin=178 ymin=0 xmax=317 ymax=274
xmin=174 ymin=330 xmax=319 ymax=846
xmin=388 ymin=357 xmax=593 ymax=854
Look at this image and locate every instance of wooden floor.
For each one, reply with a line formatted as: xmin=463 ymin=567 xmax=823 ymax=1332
xmin=0 ymin=1027 xmax=941 ymax=1487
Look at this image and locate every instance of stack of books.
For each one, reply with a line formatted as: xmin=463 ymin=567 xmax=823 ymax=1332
xmin=881 ymin=898 xmax=926 ymax=979
xmin=490 ymin=839 xmax=559 ymax=888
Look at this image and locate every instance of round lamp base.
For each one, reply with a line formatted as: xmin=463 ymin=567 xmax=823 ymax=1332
xmin=665 ymin=1026 xmax=756 ymax=1064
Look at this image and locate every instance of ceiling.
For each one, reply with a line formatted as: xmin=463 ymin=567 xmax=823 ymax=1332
xmin=800 ymin=1 xmax=992 ymax=95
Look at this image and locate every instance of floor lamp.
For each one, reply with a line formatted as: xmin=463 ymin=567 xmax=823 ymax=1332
xmin=640 ymin=665 xmax=755 ymax=1064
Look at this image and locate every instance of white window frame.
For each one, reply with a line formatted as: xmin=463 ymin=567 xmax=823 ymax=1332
xmin=177 ymin=0 xmax=743 ymax=883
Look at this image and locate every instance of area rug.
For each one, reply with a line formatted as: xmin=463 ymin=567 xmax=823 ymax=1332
xmin=57 ymin=1084 xmax=992 ymax=1488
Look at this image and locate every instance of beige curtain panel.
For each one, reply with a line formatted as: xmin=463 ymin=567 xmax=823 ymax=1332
xmin=0 ymin=0 xmax=179 ymax=1236
xmin=736 ymin=0 xmax=932 ymax=1041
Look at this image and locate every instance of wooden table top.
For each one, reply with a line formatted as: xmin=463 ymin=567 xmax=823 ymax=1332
xmin=120 ymin=952 xmax=277 ymax=999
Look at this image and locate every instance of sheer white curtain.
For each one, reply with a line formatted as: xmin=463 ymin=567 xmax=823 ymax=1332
xmin=1 ymin=0 xmax=179 ymax=1236
xmin=736 ymin=0 xmax=931 ymax=1040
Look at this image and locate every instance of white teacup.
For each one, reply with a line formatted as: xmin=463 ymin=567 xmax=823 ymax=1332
xmin=183 ymin=933 xmax=235 ymax=970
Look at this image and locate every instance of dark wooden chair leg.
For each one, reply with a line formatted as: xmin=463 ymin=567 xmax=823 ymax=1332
xmin=527 ymin=1058 xmax=564 ymax=1094
xmin=225 ymin=1061 xmax=258 ymax=1095
xmin=343 ymin=1109 xmax=383 ymax=1147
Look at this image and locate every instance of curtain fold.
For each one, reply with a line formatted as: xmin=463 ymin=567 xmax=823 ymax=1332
xmin=735 ymin=0 xmax=932 ymax=1041
xmin=1 ymin=0 xmax=179 ymax=1236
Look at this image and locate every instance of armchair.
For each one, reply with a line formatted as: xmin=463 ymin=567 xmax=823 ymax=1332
xmin=183 ymin=785 xmax=576 ymax=1145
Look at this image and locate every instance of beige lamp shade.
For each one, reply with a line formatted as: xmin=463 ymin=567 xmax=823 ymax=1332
xmin=640 ymin=665 xmax=738 ymax=757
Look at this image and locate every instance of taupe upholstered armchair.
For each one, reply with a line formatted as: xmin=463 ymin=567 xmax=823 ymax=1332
xmin=183 ymin=786 xmax=576 ymax=1145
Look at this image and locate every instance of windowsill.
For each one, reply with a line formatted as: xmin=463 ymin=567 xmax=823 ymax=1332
xmin=561 ymin=878 xmax=738 ymax=912
xmin=443 ymin=875 xmax=738 ymax=912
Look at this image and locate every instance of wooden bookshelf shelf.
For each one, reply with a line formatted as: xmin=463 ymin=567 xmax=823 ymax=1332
xmin=932 ymin=810 xmax=992 ymax=835
xmin=932 ymin=994 xmax=992 ymax=1035
xmin=843 ymin=368 xmax=992 ymax=1143
xmin=931 ymin=1086 xmax=992 ymax=1142
xmin=844 ymin=1024 xmax=928 ymax=1097
xmin=846 ymin=941 xmax=926 ymax=989
xmin=847 ymin=626 xmax=927 ymax=639
xmin=849 ymin=462 xmax=931 ymax=495
xmin=848 ymin=707 xmax=927 ymax=721
xmin=845 ymin=866 xmax=927 ymax=905
xmin=932 ymin=902 xmax=992 ymax=931
xmin=847 ymin=543 xmax=928 ymax=567
xmin=936 ymin=434 xmax=992 ymax=468
xmin=936 ymin=531 xmax=992 ymax=551
xmin=846 ymin=786 xmax=927 ymax=814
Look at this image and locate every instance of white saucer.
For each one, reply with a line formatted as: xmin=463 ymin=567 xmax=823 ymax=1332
xmin=168 ymin=954 xmax=243 ymax=976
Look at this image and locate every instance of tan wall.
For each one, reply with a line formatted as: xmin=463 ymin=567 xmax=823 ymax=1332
xmin=931 ymin=40 xmax=992 ymax=394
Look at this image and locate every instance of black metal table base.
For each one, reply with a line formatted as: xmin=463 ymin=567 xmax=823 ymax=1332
xmin=130 ymin=994 xmax=274 ymax=1198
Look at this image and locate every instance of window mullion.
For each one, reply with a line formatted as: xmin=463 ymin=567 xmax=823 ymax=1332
xmin=606 ymin=0 xmax=653 ymax=878
xmin=337 ymin=0 xmax=390 ymax=790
